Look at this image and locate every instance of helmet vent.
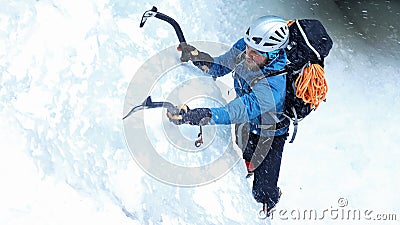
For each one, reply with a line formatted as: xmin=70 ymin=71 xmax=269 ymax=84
xmin=275 ymin=30 xmax=284 ymax=39
xmin=263 ymin=42 xmax=276 ymax=47
xmin=269 ymin=36 xmax=281 ymax=42
xmin=280 ymin=27 xmax=286 ymax=35
xmin=252 ymin=37 xmax=262 ymax=44
xmin=246 ymin=28 xmax=250 ymax=35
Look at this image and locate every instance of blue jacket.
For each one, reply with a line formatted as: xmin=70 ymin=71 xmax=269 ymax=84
xmin=207 ymin=38 xmax=289 ymax=136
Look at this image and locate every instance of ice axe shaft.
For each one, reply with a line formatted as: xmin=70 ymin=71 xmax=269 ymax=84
xmin=122 ymin=96 xmax=178 ymax=120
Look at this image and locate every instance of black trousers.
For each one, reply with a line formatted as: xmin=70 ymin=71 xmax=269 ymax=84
xmin=236 ymin=124 xmax=288 ymax=208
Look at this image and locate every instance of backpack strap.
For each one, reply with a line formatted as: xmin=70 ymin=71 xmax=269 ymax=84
xmin=286 ymin=106 xmax=299 ymax=143
xmin=249 ymin=67 xmax=288 ymax=87
xmin=253 ymin=117 xmax=290 ymax=131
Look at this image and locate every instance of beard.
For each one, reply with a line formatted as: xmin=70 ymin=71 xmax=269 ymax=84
xmin=245 ymin=58 xmax=264 ymax=71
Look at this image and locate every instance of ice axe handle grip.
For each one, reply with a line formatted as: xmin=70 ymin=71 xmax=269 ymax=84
xmin=148 ymin=101 xmax=180 ymax=115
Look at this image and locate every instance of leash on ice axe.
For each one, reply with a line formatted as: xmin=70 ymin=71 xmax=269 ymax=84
xmin=124 ymin=7 xmax=205 ymax=147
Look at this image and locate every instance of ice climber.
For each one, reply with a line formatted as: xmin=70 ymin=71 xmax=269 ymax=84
xmin=167 ymin=16 xmax=290 ymax=215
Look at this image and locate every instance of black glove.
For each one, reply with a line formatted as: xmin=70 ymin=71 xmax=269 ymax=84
xmin=166 ymin=104 xmax=212 ymax=126
xmin=177 ymin=43 xmax=214 ymax=73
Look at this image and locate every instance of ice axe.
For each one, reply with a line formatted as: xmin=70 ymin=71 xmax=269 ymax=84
xmin=123 ymin=96 xmax=204 ymax=147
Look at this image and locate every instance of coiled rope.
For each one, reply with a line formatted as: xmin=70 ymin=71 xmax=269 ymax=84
xmin=295 ymin=64 xmax=328 ymax=109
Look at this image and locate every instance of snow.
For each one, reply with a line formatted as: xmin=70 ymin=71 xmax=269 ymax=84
xmin=1 ymin=0 xmax=400 ymax=225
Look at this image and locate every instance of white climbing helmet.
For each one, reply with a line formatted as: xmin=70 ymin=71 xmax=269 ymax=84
xmin=244 ymin=16 xmax=289 ymax=53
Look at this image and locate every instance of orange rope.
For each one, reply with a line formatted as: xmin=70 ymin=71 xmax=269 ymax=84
xmin=286 ymin=20 xmax=295 ymax=27
xmin=294 ymin=64 xmax=328 ymax=109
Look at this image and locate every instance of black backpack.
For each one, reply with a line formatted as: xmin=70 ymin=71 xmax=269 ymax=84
xmin=286 ymin=19 xmax=333 ymax=70
xmin=251 ymin=19 xmax=333 ymax=142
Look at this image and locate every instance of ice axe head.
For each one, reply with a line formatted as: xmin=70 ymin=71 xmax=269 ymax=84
xmin=140 ymin=6 xmax=158 ymax=28
xmin=139 ymin=6 xmax=186 ymax=44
